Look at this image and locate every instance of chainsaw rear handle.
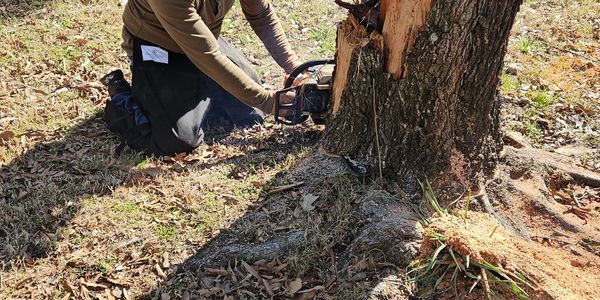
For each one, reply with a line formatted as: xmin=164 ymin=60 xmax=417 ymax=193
xmin=274 ymin=86 xmax=309 ymax=125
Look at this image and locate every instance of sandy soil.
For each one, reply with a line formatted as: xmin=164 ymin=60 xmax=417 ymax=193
xmin=426 ymin=212 xmax=600 ymax=300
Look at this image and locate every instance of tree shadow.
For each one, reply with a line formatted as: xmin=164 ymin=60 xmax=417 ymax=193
xmin=0 ymin=114 xmax=142 ymax=268
xmin=138 ymin=133 xmax=424 ymax=299
xmin=0 ymin=0 xmax=54 ymax=19
xmin=1 ymin=113 xmax=423 ymax=298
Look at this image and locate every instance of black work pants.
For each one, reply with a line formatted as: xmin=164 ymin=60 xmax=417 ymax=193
xmin=107 ymin=35 xmax=264 ymax=156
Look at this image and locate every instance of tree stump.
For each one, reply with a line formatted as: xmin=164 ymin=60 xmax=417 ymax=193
xmin=324 ymin=0 xmax=523 ymax=182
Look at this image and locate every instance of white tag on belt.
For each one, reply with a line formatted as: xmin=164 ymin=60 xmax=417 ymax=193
xmin=141 ymin=45 xmax=169 ymax=64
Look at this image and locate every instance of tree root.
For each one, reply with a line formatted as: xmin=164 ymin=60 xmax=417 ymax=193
xmin=338 ymin=190 xmax=422 ymax=275
xmin=504 ymin=146 xmax=600 ymax=188
xmin=479 ymin=146 xmax=600 ymax=257
xmin=186 ymin=231 xmax=305 ymax=270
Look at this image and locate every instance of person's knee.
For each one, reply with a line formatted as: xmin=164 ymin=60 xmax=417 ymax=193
xmin=172 ymin=98 xmax=210 ymax=148
xmin=173 ymin=122 xmax=204 ymax=148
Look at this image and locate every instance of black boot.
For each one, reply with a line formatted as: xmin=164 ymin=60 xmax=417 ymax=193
xmin=100 ymin=69 xmax=131 ymax=98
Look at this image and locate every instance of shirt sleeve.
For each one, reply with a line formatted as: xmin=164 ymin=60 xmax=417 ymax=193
xmin=241 ymin=0 xmax=301 ymax=74
xmin=146 ymin=0 xmax=274 ymax=113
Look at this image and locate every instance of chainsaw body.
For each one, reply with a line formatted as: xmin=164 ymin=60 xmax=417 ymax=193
xmin=275 ymin=59 xmax=334 ymax=125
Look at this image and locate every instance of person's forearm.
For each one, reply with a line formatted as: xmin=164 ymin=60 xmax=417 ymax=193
xmin=147 ymin=0 xmax=275 ymax=113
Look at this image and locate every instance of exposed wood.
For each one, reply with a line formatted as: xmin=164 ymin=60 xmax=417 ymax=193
xmin=331 ymin=16 xmax=383 ymax=114
xmin=382 ymin=0 xmax=433 ymax=79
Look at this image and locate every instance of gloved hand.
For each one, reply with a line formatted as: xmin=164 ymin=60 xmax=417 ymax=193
xmin=272 ymin=90 xmax=297 ymax=122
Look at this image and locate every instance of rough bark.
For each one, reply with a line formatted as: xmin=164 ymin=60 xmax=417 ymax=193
xmin=324 ymin=0 xmax=522 ymax=181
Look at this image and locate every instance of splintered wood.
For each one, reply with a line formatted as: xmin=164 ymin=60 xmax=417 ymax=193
xmin=381 ymin=0 xmax=433 ymax=79
xmin=331 ymin=16 xmax=383 ymax=114
xmin=331 ymin=0 xmax=433 ymax=114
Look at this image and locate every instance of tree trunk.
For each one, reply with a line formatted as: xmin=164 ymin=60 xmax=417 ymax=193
xmin=324 ymin=0 xmax=522 ymax=182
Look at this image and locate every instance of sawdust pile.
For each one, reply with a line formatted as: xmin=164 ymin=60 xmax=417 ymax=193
xmin=424 ymin=213 xmax=600 ymax=300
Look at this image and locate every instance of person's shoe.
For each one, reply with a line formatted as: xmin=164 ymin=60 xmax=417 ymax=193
xmin=100 ymin=69 xmax=131 ymax=98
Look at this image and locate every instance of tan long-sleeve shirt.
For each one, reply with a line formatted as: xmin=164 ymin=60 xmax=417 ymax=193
xmin=122 ymin=0 xmax=300 ymax=113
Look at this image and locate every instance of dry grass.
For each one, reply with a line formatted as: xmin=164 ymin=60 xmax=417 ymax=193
xmin=501 ymin=0 xmax=600 ymax=170
xmin=1 ymin=0 xmax=599 ymax=299
xmin=0 ymin=0 xmax=342 ymax=298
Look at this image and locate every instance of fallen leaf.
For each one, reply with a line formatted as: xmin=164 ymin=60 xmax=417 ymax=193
xmin=301 ymin=194 xmax=319 ymax=212
xmin=106 ymin=289 xmax=116 ymax=300
xmin=162 ymin=252 xmax=170 ymax=269
xmin=242 ymin=261 xmax=261 ymax=280
xmin=0 ymin=130 xmax=14 ymax=145
xmin=123 ymin=288 xmax=132 ymax=300
xmin=17 ymin=191 xmax=29 ymax=200
xmin=80 ymin=278 xmax=110 ymax=289
xmin=263 ymin=278 xmax=274 ymax=296
xmin=62 ymin=280 xmax=79 ymax=298
xmin=199 ymin=287 xmax=221 ymax=297
xmin=182 ymin=291 xmax=191 ymax=300
xmin=298 ymin=285 xmax=325 ymax=293
xmin=75 ymin=39 xmax=88 ymax=46
xmin=222 ymin=194 xmax=239 ymax=206
xmin=104 ymin=277 xmax=131 ymax=287
xmin=288 ymin=278 xmax=303 ymax=294
xmin=111 ymin=288 xmax=123 ymax=299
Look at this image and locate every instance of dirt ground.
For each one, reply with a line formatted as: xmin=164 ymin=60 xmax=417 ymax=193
xmin=1 ymin=0 xmax=599 ymax=299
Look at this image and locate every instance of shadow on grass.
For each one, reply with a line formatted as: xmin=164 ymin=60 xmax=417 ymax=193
xmin=0 ymin=114 xmax=142 ymax=268
xmin=0 ymin=0 xmax=54 ymax=19
xmin=138 ymin=131 xmax=423 ymax=299
xmin=1 ymin=113 xmax=420 ymax=298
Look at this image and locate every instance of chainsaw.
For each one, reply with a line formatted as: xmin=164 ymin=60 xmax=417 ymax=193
xmin=275 ymin=59 xmax=373 ymax=178
xmin=274 ymin=59 xmax=335 ymax=125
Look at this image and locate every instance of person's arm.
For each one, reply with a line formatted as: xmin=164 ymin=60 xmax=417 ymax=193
xmin=146 ymin=0 xmax=274 ymax=113
xmin=241 ymin=0 xmax=301 ymax=74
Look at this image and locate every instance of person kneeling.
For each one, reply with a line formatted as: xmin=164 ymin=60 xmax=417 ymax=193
xmin=101 ymin=0 xmax=300 ymax=156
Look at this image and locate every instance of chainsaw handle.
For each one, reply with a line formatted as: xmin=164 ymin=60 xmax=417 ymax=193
xmin=274 ymin=87 xmax=308 ymax=125
xmin=284 ymin=58 xmax=335 ymax=88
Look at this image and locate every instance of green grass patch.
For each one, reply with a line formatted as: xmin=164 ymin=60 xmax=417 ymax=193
xmin=500 ymin=72 xmax=520 ymax=94
xmin=524 ymin=121 xmax=544 ymax=144
xmin=408 ymin=232 xmax=533 ymax=299
xmin=95 ymin=258 xmax=114 ymax=274
xmin=515 ymin=37 xmax=545 ymax=54
xmin=526 ymin=90 xmax=555 ymax=109
xmin=309 ymin=23 xmax=336 ymax=56
xmin=155 ymin=224 xmax=177 ymax=241
xmin=112 ymin=201 xmax=140 ymax=214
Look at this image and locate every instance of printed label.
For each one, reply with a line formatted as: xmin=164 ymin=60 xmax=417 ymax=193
xmin=141 ymin=45 xmax=169 ymax=64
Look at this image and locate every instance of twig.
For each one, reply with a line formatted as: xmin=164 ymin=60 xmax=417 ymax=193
xmin=481 ymin=269 xmax=492 ymax=300
xmin=372 ymin=78 xmax=383 ymax=180
xmin=266 ymin=182 xmax=305 ymax=194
